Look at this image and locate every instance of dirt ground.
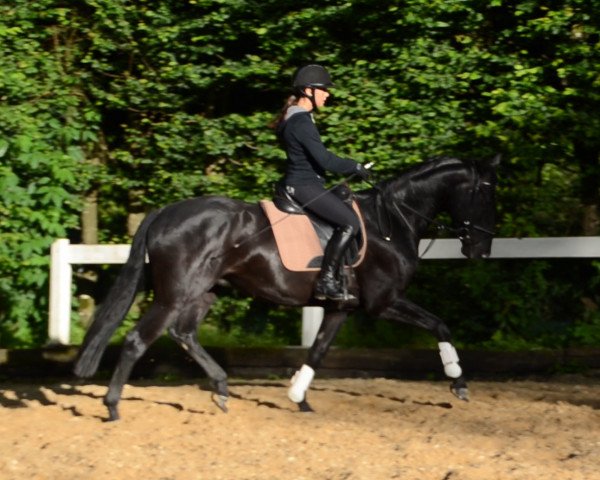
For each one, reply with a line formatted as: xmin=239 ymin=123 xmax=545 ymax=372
xmin=1 ymin=376 xmax=599 ymax=480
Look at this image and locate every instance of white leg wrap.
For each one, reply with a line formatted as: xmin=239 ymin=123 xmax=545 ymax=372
xmin=287 ymin=364 xmax=314 ymax=403
xmin=438 ymin=342 xmax=462 ymax=378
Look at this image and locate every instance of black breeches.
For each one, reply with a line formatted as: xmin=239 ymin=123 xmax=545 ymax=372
xmin=288 ymin=183 xmax=361 ymax=235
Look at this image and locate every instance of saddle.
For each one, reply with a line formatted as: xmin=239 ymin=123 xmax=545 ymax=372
xmin=260 ymin=182 xmax=367 ymax=272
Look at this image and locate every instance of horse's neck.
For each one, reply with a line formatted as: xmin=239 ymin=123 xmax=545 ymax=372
xmin=391 ymin=161 xmax=468 ymax=237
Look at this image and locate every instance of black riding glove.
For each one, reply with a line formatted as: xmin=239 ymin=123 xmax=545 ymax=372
xmin=355 ymin=163 xmax=371 ymax=181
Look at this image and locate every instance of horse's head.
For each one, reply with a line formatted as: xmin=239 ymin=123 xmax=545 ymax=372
xmin=448 ymin=155 xmax=500 ymax=259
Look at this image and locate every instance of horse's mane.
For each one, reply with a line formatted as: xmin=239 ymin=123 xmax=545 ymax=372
xmin=370 ymin=156 xmax=470 ymax=196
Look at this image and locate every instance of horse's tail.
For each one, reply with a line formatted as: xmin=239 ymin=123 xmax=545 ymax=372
xmin=73 ymin=210 xmax=160 ymax=378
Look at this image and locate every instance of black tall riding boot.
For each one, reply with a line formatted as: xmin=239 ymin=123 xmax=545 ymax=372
xmin=314 ymin=225 xmax=356 ymax=301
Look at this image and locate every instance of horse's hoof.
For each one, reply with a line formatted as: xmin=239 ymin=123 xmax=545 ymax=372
xmin=212 ymin=379 xmax=229 ymax=398
xmin=212 ymin=394 xmax=229 ymax=413
xmin=105 ymin=405 xmax=120 ymax=422
xmin=297 ymin=399 xmax=314 ymax=412
xmin=450 ymin=385 xmax=470 ymax=402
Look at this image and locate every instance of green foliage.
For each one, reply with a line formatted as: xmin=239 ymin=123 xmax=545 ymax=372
xmin=333 ymin=257 xmax=600 ymax=351
xmin=1 ymin=0 xmax=600 ymax=349
xmin=335 ymin=311 xmax=437 ymax=349
xmin=0 ymin=0 xmax=99 ymax=345
xmin=198 ymin=296 xmax=299 ymax=348
xmin=571 ymin=261 xmax=600 ymax=347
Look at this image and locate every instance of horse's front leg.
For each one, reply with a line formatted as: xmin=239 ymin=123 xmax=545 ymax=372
xmin=378 ymin=298 xmax=469 ymax=401
xmin=288 ymin=311 xmax=347 ymax=412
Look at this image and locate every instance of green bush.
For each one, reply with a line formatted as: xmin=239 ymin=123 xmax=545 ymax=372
xmin=2 ymin=0 xmax=600 ymax=349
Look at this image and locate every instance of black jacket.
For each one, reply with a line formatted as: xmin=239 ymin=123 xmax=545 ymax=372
xmin=277 ymin=107 xmax=359 ymax=186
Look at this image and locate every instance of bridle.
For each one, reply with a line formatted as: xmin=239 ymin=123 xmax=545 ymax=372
xmin=374 ymin=164 xmax=496 ymax=250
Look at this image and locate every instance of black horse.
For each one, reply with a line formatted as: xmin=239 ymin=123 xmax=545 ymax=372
xmin=74 ymin=155 xmax=499 ymax=421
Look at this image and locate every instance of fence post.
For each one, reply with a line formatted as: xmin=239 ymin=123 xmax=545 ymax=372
xmin=301 ymin=306 xmax=324 ymax=347
xmin=48 ymin=239 xmax=72 ymax=345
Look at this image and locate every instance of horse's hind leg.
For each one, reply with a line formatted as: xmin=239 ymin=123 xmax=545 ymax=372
xmin=167 ymin=292 xmax=230 ymax=412
xmin=103 ymin=302 xmax=179 ymax=421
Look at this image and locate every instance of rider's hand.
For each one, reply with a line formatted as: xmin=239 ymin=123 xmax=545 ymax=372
xmin=355 ymin=163 xmax=371 ymax=181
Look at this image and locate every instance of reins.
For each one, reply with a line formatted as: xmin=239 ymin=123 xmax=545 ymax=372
xmin=371 ymin=184 xmax=446 ymax=257
xmin=367 ymin=163 xmax=495 ymax=257
xmin=210 ymin=161 xmax=494 ymax=263
xmin=208 ymin=167 xmax=369 ymax=262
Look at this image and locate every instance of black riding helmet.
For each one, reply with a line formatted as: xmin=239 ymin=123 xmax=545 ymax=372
xmin=292 ymin=64 xmax=333 ymax=110
xmin=293 ymin=64 xmax=333 ymax=90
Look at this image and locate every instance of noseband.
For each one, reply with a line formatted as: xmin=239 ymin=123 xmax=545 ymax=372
xmin=454 ymin=166 xmax=496 ymax=242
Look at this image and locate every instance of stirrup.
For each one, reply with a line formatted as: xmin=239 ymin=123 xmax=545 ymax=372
xmin=314 ymin=285 xmax=357 ymax=302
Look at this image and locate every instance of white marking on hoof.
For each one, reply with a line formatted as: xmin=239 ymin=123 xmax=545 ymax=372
xmin=444 ymin=362 xmax=463 ymax=378
xmin=287 ymin=364 xmax=314 ymax=403
xmin=439 ymin=342 xmax=462 ymax=379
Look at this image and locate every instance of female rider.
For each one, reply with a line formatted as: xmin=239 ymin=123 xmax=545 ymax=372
xmin=273 ymin=64 xmax=370 ymax=301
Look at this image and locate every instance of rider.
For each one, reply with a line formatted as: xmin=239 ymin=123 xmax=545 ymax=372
xmin=273 ymin=64 xmax=370 ymax=301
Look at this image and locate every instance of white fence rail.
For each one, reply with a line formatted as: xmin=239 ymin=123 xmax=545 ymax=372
xmin=49 ymin=237 xmax=600 ymax=346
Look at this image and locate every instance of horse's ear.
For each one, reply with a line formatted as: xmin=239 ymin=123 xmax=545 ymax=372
xmin=489 ymin=153 xmax=502 ymax=168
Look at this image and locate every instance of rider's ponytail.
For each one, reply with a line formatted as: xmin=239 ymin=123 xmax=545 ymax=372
xmin=269 ymin=95 xmax=299 ymax=129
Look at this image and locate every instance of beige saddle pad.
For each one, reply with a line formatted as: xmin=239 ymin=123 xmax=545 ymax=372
xmin=259 ymin=200 xmax=367 ymax=272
